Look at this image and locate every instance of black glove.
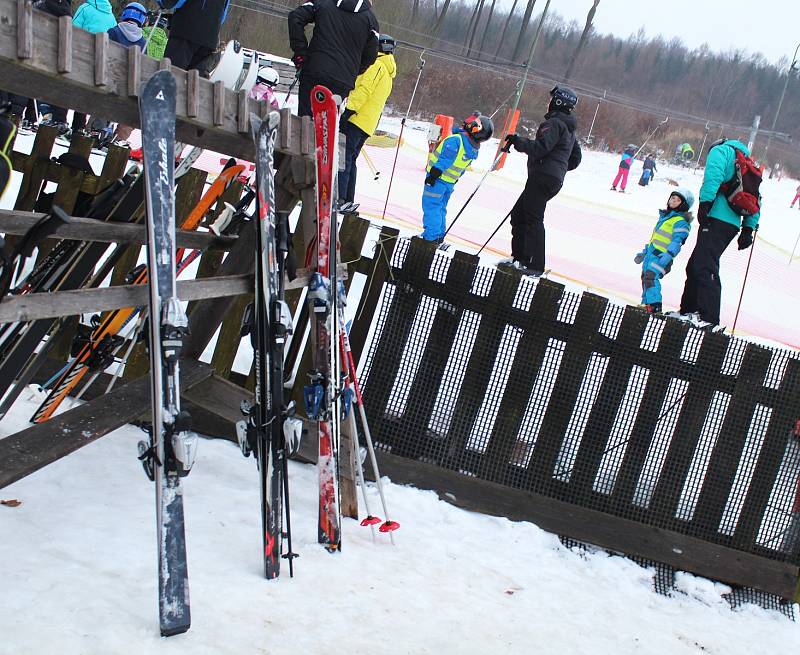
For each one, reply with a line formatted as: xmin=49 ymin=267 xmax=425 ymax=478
xmin=291 ymin=53 xmax=306 ymax=70
xmin=341 ymin=108 xmax=355 ymax=123
xmin=504 ymin=134 xmax=519 ymax=150
xmin=697 ymin=201 xmax=712 ymax=225
xmin=425 ymin=167 xmax=442 ymax=186
xmin=737 ymin=226 xmax=754 ymax=250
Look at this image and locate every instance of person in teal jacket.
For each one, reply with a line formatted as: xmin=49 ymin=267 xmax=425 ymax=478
xmin=73 ymin=0 xmax=118 ymax=33
xmin=672 ymin=138 xmax=760 ymax=328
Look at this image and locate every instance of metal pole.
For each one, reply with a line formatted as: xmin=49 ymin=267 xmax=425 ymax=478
xmin=763 ymin=42 xmax=800 ymax=162
xmin=506 ymin=0 xmax=553 ymax=125
xmin=586 ymin=90 xmax=605 ymax=145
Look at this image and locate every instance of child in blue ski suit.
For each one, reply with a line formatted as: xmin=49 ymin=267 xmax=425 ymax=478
xmin=634 ymin=187 xmax=694 ymax=313
xmin=421 ymin=113 xmax=493 ymax=242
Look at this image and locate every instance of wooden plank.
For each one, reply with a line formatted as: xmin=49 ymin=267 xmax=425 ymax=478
xmin=348 ymin=225 xmax=399 ymax=364
xmin=94 ymin=31 xmax=108 ymax=86
xmin=280 ymin=107 xmax=292 ymax=151
xmin=186 ymin=68 xmax=199 ymax=117
xmin=237 ymin=90 xmax=249 ymax=134
xmin=158 ymin=56 xmax=171 ymax=71
xmin=568 ymin=306 xmax=650 ymax=500
xmin=733 ymin=359 xmax=800 ymax=550
xmin=480 ymin=279 xmax=564 ymax=478
xmin=0 ymin=210 xmax=235 ymax=250
xmin=525 ymin=292 xmax=607 ymax=495
xmin=647 ymin=331 xmax=730 ymax=526
xmin=301 ymin=115 xmax=313 ymax=155
xmin=690 ymin=344 xmax=772 ymax=540
xmin=56 ymin=15 xmax=71 ymax=73
xmin=370 ymin=450 xmax=800 ymax=599
xmin=13 ymin=124 xmax=57 ymax=211
xmin=16 ymin=0 xmax=31 ymax=59
xmin=51 ymin=133 xmax=94 ymax=215
xmin=0 ymin=360 xmax=214 ymax=490
xmin=213 ymin=80 xmax=225 ymax=126
xmin=609 ymin=319 xmax=689 ymax=512
xmin=0 ymin=274 xmax=253 ymax=323
xmin=127 ymin=45 xmax=140 ymax=97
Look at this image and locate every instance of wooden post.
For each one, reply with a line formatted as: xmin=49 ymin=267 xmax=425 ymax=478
xmin=13 ymin=124 xmax=57 ymax=211
xmin=56 ymin=16 xmax=72 ymax=74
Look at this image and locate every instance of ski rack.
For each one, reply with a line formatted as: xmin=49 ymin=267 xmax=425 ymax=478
xmin=0 ymin=0 xmax=314 ymax=161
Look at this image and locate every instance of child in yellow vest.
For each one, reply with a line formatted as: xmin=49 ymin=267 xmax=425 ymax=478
xmin=634 ymin=188 xmax=694 ymax=314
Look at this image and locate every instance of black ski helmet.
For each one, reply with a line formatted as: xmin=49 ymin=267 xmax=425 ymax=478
xmin=378 ymin=34 xmax=396 ymax=55
xmin=463 ymin=112 xmax=493 ymax=143
xmin=549 ymin=85 xmax=578 ymax=112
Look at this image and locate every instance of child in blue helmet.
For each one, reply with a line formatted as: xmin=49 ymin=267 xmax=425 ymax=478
xmin=421 ymin=112 xmax=493 ymax=243
xmin=634 ymin=187 xmax=694 ymax=313
xmin=108 ymin=2 xmax=148 ymax=50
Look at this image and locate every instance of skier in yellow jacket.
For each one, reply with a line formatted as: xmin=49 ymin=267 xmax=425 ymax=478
xmin=338 ymin=34 xmax=397 ymax=208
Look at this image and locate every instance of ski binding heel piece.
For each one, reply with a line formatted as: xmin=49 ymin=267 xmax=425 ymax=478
xmin=171 ymin=410 xmax=198 ymax=477
xmin=303 ymin=373 xmax=325 ymax=420
xmin=161 ymin=298 xmax=189 ymax=363
xmin=307 ymin=272 xmax=331 ymax=314
xmin=283 ymin=401 xmax=303 ymax=456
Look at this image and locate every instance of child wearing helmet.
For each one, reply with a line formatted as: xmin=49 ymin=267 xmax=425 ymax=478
xmin=634 ymin=187 xmax=694 ymax=314
xmin=611 ymin=144 xmax=637 ymax=192
xmin=107 ymin=2 xmax=147 ymax=50
xmin=250 ymin=66 xmax=281 ymax=110
xmin=421 ymin=112 xmax=493 ymax=243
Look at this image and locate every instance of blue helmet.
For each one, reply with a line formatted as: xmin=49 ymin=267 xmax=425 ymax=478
xmin=121 ymin=2 xmax=147 ymax=26
xmin=670 ymin=187 xmax=695 ymax=211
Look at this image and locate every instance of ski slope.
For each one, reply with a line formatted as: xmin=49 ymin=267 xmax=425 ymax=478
xmin=1 ymin=389 xmax=798 ymax=655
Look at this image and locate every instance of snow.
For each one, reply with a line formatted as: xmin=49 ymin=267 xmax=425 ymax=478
xmin=3 ymin=118 xmax=800 ymax=653
xmin=1 ymin=388 xmax=798 ymax=654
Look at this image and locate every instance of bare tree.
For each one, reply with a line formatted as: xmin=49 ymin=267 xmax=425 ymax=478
xmin=563 ymin=0 xmax=600 ymax=82
xmin=478 ymin=0 xmax=499 ymax=58
xmin=465 ymin=0 xmax=486 ymax=56
xmin=511 ymin=0 xmax=537 ymax=63
xmin=432 ymin=0 xmax=453 ymax=38
xmin=411 ymin=0 xmax=420 ymax=21
xmin=494 ymin=0 xmax=519 ymax=62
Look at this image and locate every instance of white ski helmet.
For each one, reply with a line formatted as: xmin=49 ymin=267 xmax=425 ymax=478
xmin=670 ymin=186 xmax=695 ymax=211
xmin=257 ymin=66 xmax=280 ymax=88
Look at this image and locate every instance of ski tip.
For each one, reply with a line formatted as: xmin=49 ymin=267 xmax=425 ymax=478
xmin=332 ymin=94 xmax=343 ymax=107
xmin=268 ymin=110 xmax=280 ymax=130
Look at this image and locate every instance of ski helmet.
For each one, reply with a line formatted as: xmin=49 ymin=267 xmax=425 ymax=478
xmin=463 ymin=112 xmax=493 ymax=143
xmin=378 ymin=34 xmax=396 ymax=55
xmin=626 ymin=143 xmax=637 ymax=150
xmin=549 ymin=85 xmax=578 ymax=112
xmin=670 ymin=187 xmax=695 ymax=211
xmin=257 ymin=66 xmax=280 ymax=88
xmin=121 ymin=2 xmax=147 ymax=26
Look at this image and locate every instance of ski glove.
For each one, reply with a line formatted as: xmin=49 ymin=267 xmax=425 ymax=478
xmin=291 ymin=54 xmax=305 ymax=70
xmin=425 ymin=167 xmax=442 ymax=187
xmin=697 ymin=201 xmax=712 ymax=226
xmin=634 ymin=250 xmax=645 ymax=264
xmin=738 ymin=226 xmax=754 ymax=250
xmin=504 ymin=134 xmax=520 ymax=149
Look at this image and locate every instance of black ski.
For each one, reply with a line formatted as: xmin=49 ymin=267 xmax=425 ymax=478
xmin=137 ymin=69 xmax=197 ymax=637
xmin=237 ymin=111 xmax=301 ymax=578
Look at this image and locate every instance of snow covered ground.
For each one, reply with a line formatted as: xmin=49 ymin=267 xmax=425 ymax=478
xmin=2 ymin=120 xmax=800 ymax=653
xmin=1 ymin=391 xmax=798 ymax=654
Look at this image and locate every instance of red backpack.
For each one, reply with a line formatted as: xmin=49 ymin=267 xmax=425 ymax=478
xmin=718 ymin=145 xmax=763 ymax=216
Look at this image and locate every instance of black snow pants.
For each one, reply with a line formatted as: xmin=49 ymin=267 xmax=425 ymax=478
xmin=509 ymin=173 xmax=562 ymax=273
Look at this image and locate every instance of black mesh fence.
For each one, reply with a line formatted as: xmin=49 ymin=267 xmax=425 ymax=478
xmin=359 ymin=238 xmax=800 ymax=597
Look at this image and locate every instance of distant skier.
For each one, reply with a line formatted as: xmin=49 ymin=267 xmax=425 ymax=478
xmin=611 ymin=144 xmax=636 ymax=192
xmin=638 ymin=154 xmax=657 ymax=186
xmin=288 ymin=0 xmax=379 ymax=117
xmin=160 ymin=0 xmax=231 ymax=77
xmin=501 ymin=86 xmax=582 ymax=276
xmin=668 ymin=138 xmax=761 ymax=329
xmin=338 ymin=33 xmax=396 ymax=207
xmin=634 ymin=187 xmax=694 ymax=314
xmin=791 ymin=183 xmax=800 ymax=209
xmin=249 ymin=66 xmax=281 ymax=110
xmin=421 ymin=113 xmax=493 ymax=243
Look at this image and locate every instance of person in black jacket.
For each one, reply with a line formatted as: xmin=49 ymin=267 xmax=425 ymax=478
xmin=288 ymin=0 xmax=379 ymax=117
xmin=501 ymin=86 xmax=582 ymax=276
xmin=160 ymin=0 xmax=231 ymax=76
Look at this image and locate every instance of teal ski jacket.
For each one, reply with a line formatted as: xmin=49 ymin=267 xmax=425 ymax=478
xmin=699 ymin=139 xmax=760 ymax=230
xmin=73 ymin=0 xmax=118 ymax=34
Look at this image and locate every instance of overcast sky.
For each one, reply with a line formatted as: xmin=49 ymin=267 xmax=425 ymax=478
xmin=537 ymin=0 xmax=798 ymax=68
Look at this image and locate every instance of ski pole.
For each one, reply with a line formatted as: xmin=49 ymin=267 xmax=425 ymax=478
xmin=789 ymin=228 xmax=800 ymax=265
xmin=361 ymin=149 xmax=380 ymax=181
xmin=283 ymin=72 xmax=300 ymax=108
xmin=380 ymin=50 xmax=425 ymax=222
xmin=443 ymin=144 xmax=511 ymax=239
xmin=477 ymin=209 xmax=512 ymax=255
xmin=732 ymin=231 xmax=757 ymax=335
